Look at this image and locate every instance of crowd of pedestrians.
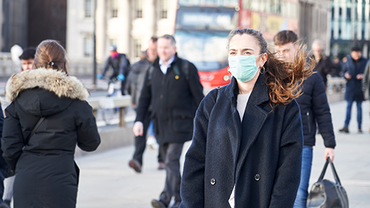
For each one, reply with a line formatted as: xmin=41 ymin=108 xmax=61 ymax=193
xmin=0 ymin=28 xmax=369 ymax=208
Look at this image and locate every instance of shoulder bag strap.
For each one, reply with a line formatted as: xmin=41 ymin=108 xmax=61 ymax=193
xmin=25 ymin=117 xmax=45 ymax=145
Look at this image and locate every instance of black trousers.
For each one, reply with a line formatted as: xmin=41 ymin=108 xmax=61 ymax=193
xmin=159 ymin=143 xmax=184 ymax=205
xmin=132 ymin=112 xmax=163 ymax=165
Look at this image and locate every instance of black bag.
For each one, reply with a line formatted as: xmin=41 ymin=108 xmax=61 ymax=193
xmin=307 ymin=158 xmax=349 ymax=208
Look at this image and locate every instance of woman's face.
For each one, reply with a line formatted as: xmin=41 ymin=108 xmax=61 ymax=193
xmin=228 ymin=34 xmax=267 ymax=69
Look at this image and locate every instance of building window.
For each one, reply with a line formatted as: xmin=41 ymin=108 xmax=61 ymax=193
xmin=111 ymin=0 xmax=118 ymax=18
xmin=134 ymin=39 xmax=142 ymax=58
xmin=83 ymin=36 xmax=93 ymax=57
xmin=85 ymin=0 xmax=92 ymax=18
xmin=160 ymin=0 xmax=168 ymax=19
xmin=136 ymin=0 xmax=143 ymax=19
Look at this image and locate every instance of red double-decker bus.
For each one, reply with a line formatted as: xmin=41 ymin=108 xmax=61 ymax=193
xmin=174 ymin=0 xmax=239 ymax=88
xmin=174 ymin=0 xmax=299 ymax=89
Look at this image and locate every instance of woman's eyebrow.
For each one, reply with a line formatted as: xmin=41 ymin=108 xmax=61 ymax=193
xmin=241 ymin=47 xmax=255 ymax=51
xmin=229 ymin=47 xmax=255 ymax=51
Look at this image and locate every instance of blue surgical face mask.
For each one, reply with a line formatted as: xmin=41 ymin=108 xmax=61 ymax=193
xmin=228 ymin=55 xmax=262 ymax=83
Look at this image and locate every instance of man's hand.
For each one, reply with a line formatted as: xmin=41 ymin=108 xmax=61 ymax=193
xmin=356 ymin=73 xmax=364 ymax=80
xmin=344 ymin=72 xmax=351 ymax=79
xmin=324 ymin=148 xmax=335 ymax=162
xmin=133 ymin=121 xmax=144 ymax=136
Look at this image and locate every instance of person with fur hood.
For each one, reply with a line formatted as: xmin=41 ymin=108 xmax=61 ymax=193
xmin=1 ymin=40 xmax=101 ymax=208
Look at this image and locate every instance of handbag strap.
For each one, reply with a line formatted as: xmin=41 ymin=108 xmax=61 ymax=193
xmin=329 ymin=159 xmax=342 ymax=185
xmin=318 ymin=158 xmax=342 ymax=185
xmin=25 ymin=117 xmax=45 ymax=145
xmin=318 ymin=158 xmax=330 ymax=181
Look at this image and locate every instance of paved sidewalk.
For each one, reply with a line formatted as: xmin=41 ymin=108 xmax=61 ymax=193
xmin=75 ymin=100 xmax=370 ymax=208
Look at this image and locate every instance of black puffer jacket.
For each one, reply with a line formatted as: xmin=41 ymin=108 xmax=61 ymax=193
xmin=2 ymin=68 xmax=100 ymax=208
xmin=295 ymin=72 xmax=336 ymax=148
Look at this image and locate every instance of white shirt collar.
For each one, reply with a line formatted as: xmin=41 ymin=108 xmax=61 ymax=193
xmin=159 ymin=56 xmax=175 ymax=74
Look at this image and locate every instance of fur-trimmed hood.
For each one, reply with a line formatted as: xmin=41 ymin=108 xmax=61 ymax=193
xmin=6 ymin=68 xmax=89 ymax=102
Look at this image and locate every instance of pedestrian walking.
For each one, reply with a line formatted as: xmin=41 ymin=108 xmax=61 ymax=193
xmin=133 ymin=34 xmax=204 ymax=208
xmin=362 ymin=59 xmax=370 ymax=132
xmin=339 ymin=46 xmax=368 ymax=133
xmin=332 ymin=56 xmax=342 ymax=77
xmin=19 ymin=48 xmax=36 ymax=71
xmin=127 ymin=37 xmax=164 ymax=173
xmin=311 ymin=40 xmax=333 ymax=88
xmin=274 ymin=30 xmax=336 ymax=208
xmin=0 ymin=48 xmax=37 ymax=208
xmin=0 ymin=105 xmax=7 ymax=208
xmin=98 ymin=45 xmax=130 ymax=96
xmin=1 ymin=40 xmax=101 ymax=208
xmin=180 ymin=28 xmax=313 ymax=208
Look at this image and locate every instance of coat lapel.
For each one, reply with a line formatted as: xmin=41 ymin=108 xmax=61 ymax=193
xmin=226 ymin=78 xmax=243 ymax=169
xmin=234 ymin=74 xmax=270 ymax=182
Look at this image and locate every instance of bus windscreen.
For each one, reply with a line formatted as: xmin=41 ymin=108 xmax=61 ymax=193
xmin=175 ymin=30 xmax=229 ymax=72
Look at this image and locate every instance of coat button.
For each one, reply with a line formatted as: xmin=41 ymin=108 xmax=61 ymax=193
xmin=210 ymin=178 xmax=216 ymax=185
xmin=255 ymin=174 xmax=260 ymax=181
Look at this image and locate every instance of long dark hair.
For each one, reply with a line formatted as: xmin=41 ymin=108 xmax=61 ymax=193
xmin=228 ymin=28 xmax=314 ymax=105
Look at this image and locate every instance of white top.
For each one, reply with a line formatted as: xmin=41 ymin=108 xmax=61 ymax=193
xmin=159 ymin=56 xmax=175 ymax=74
xmin=236 ymin=93 xmax=250 ymax=121
xmin=229 ymin=93 xmax=250 ymax=207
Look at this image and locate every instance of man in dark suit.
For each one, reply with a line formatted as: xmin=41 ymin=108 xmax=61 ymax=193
xmin=133 ymin=34 xmax=204 ymax=208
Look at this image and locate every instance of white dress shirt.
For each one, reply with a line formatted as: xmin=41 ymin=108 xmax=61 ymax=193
xmin=159 ymin=56 xmax=175 ymax=74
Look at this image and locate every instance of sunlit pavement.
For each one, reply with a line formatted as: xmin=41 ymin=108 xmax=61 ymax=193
xmin=75 ymin=100 xmax=370 ymax=208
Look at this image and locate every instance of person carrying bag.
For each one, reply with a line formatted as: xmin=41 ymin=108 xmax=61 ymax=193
xmin=307 ymin=158 xmax=349 ymax=208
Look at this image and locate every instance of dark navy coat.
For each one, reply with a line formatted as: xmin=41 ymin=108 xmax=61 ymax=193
xmin=343 ymin=55 xmax=368 ymax=101
xmin=295 ymin=72 xmax=336 ymax=148
xmin=180 ymin=75 xmax=303 ymax=208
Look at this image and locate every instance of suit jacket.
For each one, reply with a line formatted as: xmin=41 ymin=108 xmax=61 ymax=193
xmin=135 ymin=54 xmax=204 ymax=144
xmin=180 ymin=75 xmax=303 ymax=208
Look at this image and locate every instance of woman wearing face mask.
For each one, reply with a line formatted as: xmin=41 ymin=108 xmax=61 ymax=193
xmin=179 ymin=28 xmax=313 ymax=208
